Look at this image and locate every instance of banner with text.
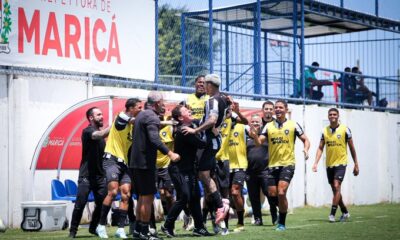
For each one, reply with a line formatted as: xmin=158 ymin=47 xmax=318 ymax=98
xmin=0 ymin=0 xmax=155 ymax=80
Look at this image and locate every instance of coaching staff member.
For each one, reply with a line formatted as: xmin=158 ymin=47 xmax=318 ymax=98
xmin=161 ymin=104 xmax=213 ymax=237
xmin=68 ymin=107 xmax=110 ymax=238
xmin=130 ymin=91 xmax=180 ymax=240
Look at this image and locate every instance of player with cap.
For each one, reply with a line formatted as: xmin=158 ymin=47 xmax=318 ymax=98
xmin=182 ymin=74 xmax=231 ymax=225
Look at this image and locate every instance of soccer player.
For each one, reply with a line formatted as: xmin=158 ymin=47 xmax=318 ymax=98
xmin=68 ymin=107 xmax=110 ymax=238
xmin=156 ymin=117 xmax=175 ymax=219
xmin=212 ymin=100 xmax=248 ymax=235
xmin=96 ymin=98 xmax=142 ymax=239
xmin=182 ymin=74 xmax=230 ymax=225
xmin=186 ymin=75 xmax=209 ymax=121
xmin=130 ymin=91 xmax=180 ymax=240
xmin=228 ymin=120 xmax=248 ymax=232
xmin=312 ymin=108 xmax=359 ymax=222
xmin=252 ymin=99 xmax=310 ymax=231
xmin=183 ymin=75 xmax=209 ymax=229
xmin=161 ymin=104 xmax=213 ymax=237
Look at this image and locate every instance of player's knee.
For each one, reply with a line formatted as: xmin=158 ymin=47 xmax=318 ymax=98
xmin=277 ymin=190 xmax=287 ymax=198
xmin=231 ymin=189 xmax=240 ymax=198
xmin=231 ymin=186 xmax=241 ymax=198
xmin=165 ymin=191 xmax=174 ymax=200
xmin=108 ymin=188 xmax=118 ymax=197
xmin=332 ymin=185 xmax=341 ymax=193
xmin=268 ymin=190 xmax=277 ymax=197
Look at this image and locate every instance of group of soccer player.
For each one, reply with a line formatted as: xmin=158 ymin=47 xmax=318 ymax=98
xmin=69 ymin=73 xmax=360 ymax=239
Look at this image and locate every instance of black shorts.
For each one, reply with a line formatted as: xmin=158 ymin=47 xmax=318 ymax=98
xmin=103 ymin=157 xmax=131 ymax=185
xmin=197 ymin=134 xmax=221 ymax=171
xmin=215 ymin=160 xmax=230 ymax=189
xmin=132 ymin=168 xmax=157 ymax=196
xmin=156 ymin=168 xmax=174 ymax=191
xmin=267 ymin=165 xmax=295 ymax=186
xmin=197 ymin=147 xmax=218 ymax=171
xmin=230 ymin=169 xmax=247 ymax=187
xmin=327 ymin=165 xmax=347 ymax=184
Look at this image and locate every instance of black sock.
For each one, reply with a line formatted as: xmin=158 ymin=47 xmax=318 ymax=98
xmin=202 ymin=207 xmax=209 ymax=224
xmin=330 ymin=205 xmax=338 ymax=216
xmin=268 ymin=196 xmax=278 ymax=222
xmin=118 ymin=210 xmax=127 ymax=228
xmin=135 ymin=221 xmax=142 ymax=233
xmin=271 ymin=196 xmax=278 ymax=207
xmin=140 ymin=222 xmax=149 ymax=235
xmin=237 ymin=210 xmax=244 ymax=225
xmin=211 ymin=191 xmax=223 ymax=209
xmin=224 ymin=210 xmax=230 ymax=228
xmin=278 ymin=212 xmax=287 ymax=226
xmin=150 ymin=207 xmax=156 ymax=229
xmin=183 ymin=206 xmax=191 ymax=216
xmin=128 ymin=198 xmax=136 ymax=223
xmin=340 ymin=206 xmax=348 ymax=214
xmin=99 ymin=204 xmax=111 ymax=225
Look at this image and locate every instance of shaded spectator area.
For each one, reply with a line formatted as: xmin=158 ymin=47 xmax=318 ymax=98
xmin=174 ymin=0 xmax=400 ymax=110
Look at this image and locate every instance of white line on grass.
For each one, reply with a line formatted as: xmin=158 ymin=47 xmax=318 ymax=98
xmin=375 ymin=215 xmax=388 ymax=218
xmin=289 ymin=223 xmax=319 ymax=229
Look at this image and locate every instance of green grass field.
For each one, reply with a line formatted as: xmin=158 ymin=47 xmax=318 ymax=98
xmin=2 ymin=203 xmax=399 ymax=240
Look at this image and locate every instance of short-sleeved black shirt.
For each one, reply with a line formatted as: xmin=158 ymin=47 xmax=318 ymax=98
xmin=201 ymin=93 xmax=229 ymax=136
xmin=79 ymin=125 xmax=106 ymax=178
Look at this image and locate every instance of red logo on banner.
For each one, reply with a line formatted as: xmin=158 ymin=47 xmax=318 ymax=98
xmin=18 ymin=8 xmax=121 ymax=63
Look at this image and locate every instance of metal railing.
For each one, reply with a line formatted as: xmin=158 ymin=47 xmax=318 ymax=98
xmin=1 ymin=66 xmax=399 ymax=113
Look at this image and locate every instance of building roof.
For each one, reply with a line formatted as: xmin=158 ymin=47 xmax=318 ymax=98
xmin=185 ymin=0 xmax=400 ymax=38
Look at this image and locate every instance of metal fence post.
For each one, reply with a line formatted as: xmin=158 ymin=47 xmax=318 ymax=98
xmin=376 ymin=77 xmax=380 ymax=105
xmin=209 ymin=0 xmax=214 ymax=73
xmin=301 ymin=0 xmax=305 ymax=101
xmin=293 ymin=0 xmax=298 ymax=97
xmin=181 ymin=13 xmax=186 ymax=86
xmin=253 ymin=0 xmax=262 ymax=95
xmin=225 ymin=24 xmax=230 ymax=91
xmin=155 ymin=0 xmax=159 ymax=84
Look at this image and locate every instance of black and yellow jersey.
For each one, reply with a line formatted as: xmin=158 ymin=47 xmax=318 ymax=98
xmin=229 ymin=123 xmax=248 ymax=169
xmin=322 ymin=124 xmax=351 ymax=167
xmin=261 ymin=119 xmax=304 ymax=167
xmin=156 ymin=125 xmax=174 ymax=168
xmin=216 ymin=116 xmax=235 ymax=161
xmin=186 ymin=93 xmax=209 ymax=120
xmin=104 ymin=112 xmax=133 ymax=164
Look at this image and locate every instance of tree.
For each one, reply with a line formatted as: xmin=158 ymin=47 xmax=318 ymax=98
xmin=158 ymin=4 xmax=220 ymax=84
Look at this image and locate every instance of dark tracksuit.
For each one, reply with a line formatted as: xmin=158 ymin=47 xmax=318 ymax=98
xmin=164 ymin=123 xmax=206 ymax=230
xmin=246 ymin=132 xmax=278 ymax=224
xmin=70 ymin=125 xmax=107 ymax=234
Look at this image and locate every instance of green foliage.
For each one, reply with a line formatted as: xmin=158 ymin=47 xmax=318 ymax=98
xmin=158 ymin=4 xmax=183 ymax=76
xmin=158 ymin=4 xmax=220 ymax=79
xmin=1 ymin=1 xmax=12 ymax=43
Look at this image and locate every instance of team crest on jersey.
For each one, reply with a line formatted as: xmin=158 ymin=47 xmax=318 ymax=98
xmin=223 ymin=123 xmax=227 ymax=128
xmin=337 ymin=134 xmax=341 ymax=139
xmin=234 ymin=132 xmax=239 ymax=137
xmin=0 ymin=0 xmax=11 ymax=54
xmin=284 ymin=129 xmax=289 ymax=135
xmin=162 ymin=132 xmax=167 ymax=137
